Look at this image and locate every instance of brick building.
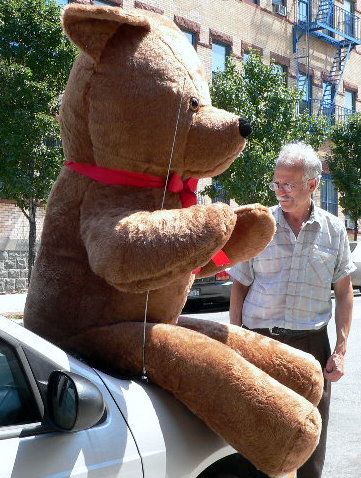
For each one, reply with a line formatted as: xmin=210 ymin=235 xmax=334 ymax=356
xmin=2 ymin=0 xmax=361 ymax=291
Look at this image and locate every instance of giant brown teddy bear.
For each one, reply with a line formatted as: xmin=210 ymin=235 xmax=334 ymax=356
xmin=24 ymin=4 xmax=323 ymax=477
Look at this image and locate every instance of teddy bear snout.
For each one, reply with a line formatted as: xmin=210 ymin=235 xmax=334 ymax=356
xmin=239 ymin=117 xmax=252 ymax=138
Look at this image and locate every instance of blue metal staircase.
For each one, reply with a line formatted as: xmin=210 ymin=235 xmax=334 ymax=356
xmin=319 ymin=43 xmax=352 ymax=116
xmin=293 ymin=0 xmax=361 ymax=121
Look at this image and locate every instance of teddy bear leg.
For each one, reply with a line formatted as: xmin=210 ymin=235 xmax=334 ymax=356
xmin=178 ymin=316 xmax=324 ymax=406
xmin=64 ymin=322 xmax=321 ymax=477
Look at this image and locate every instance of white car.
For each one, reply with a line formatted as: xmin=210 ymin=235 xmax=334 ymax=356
xmin=350 ymin=241 xmax=361 ymax=288
xmin=0 ymin=315 xmax=256 ymax=478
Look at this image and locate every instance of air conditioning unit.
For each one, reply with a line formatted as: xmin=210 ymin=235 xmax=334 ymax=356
xmin=273 ymin=4 xmax=287 ymax=16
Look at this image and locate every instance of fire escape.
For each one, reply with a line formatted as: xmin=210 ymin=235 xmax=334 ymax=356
xmin=293 ymin=0 xmax=361 ymax=122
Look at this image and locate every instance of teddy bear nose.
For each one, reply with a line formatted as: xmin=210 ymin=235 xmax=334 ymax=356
xmin=239 ymin=118 xmax=252 ymax=138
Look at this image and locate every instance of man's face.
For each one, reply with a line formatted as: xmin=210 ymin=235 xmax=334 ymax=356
xmin=273 ymin=165 xmax=315 ymax=215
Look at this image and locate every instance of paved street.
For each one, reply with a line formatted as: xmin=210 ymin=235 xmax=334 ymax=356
xmin=185 ymin=297 xmax=361 ymax=478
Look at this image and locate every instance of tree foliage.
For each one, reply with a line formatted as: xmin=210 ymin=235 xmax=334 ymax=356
xmin=207 ymin=53 xmax=329 ymax=206
xmin=328 ymin=113 xmax=361 ymax=239
xmin=0 ymin=0 xmax=77 ymax=279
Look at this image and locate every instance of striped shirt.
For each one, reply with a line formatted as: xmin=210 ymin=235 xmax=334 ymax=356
xmin=229 ymin=203 xmax=356 ymax=330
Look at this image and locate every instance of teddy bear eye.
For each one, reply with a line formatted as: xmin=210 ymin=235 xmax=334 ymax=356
xmin=189 ymin=97 xmax=200 ymax=112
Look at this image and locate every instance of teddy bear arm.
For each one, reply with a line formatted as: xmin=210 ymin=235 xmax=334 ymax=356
xmin=80 ymin=203 xmax=237 ymax=290
xmin=64 ymin=321 xmax=321 ymax=477
xmin=178 ymin=316 xmax=324 ymax=406
xmin=196 ymin=204 xmax=276 ymax=278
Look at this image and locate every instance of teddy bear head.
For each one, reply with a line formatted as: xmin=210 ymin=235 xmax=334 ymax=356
xmin=60 ymin=4 xmax=251 ymax=179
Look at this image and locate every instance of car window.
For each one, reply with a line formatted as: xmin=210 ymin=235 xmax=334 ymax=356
xmin=0 ymin=340 xmax=41 ymax=427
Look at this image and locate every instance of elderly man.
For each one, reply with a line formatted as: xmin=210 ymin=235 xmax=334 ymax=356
xmin=229 ymin=142 xmax=355 ymax=478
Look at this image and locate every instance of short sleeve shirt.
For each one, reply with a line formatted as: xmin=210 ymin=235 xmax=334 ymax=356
xmin=229 ymin=203 xmax=356 ymax=330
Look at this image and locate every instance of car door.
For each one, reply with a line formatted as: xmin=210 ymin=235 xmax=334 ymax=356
xmin=0 ymin=328 xmax=143 ymax=478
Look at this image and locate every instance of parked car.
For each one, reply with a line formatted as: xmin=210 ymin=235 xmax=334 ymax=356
xmin=0 ymin=315 xmax=254 ymax=478
xmin=350 ymin=241 xmax=361 ymax=288
xmin=186 ymin=269 xmax=232 ymax=308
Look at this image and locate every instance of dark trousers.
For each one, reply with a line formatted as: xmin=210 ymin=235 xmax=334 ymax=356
xmin=250 ymin=327 xmax=331 ymax=478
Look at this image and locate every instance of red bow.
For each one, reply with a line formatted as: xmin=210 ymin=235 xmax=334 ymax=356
xmin=167 ymin=173 xmax=199 ymax=208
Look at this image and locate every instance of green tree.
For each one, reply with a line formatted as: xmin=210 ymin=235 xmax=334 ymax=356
xmin=0 ymin=0 xmax=76 ymax=281
xmin=328 ymin=113 xmax=361 ymax=240
xmin=207 ymin=53 xmax=329 ymax=205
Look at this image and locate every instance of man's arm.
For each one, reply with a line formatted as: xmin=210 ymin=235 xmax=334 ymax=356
xmin=324 ymin=274 xmax=353 ymax=382
xmin=229 ymin=279 xmax=250 ymax=326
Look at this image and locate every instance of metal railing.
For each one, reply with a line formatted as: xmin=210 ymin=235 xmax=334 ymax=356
xmin=297 ymin=0 xmax=361 ymax=43
xmin=334 ymin=6 xmax=360 ymax=39
xmin=299 ymin=99 xmax=355 ymax=123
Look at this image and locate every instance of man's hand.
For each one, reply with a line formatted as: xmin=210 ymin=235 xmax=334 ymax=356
xmin=326 ymin=275 xmax=353 ymax=382
xmin=324 ymin=352 xmax=345 ymax=382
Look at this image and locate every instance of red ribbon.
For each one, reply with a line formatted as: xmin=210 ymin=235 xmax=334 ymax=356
xmin=64 ymin=161 xmax=230 ymax=273
xmin=192 ymin=250 xmax=231 ymax=275
xmin=65 ymin=161 xmax=198 ymax=208
xmin=211 ymin=249 xmax=231 ymax=267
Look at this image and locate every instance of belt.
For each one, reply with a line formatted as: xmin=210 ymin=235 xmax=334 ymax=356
xmin=242 ymin=325 xmax=327 ymax=337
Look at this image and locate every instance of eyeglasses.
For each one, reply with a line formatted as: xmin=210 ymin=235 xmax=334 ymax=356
xmin=269 ymin=181 xmax=298 ymax=193
xmin=269 ymin=178 xmax=316 ymax=193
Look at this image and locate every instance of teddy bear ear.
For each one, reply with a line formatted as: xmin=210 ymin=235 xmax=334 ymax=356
xmin=62 ymin=3 xmax=151 ymax=61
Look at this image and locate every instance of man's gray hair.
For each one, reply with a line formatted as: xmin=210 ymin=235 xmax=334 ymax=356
xmin=276 ymin=142 xmax=322 ymax=180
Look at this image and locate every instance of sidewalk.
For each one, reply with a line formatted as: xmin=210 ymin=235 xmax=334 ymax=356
xmin=0 ymin=293 xmax=27 ymax=314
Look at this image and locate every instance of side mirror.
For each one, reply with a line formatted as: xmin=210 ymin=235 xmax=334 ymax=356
xmin=47 ymin=371 xmax=105 ymax=432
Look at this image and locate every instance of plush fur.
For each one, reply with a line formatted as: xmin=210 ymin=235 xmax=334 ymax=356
xmin=24 ymin=4 xmax=323 ymax=477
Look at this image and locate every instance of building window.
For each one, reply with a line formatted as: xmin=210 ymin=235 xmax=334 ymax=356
xmin=212 ymin=42 xmax=231 ymax=73
xmin=298 ymin=73 xmax=312 ymax=113
xmin=322 ymin=81 xmax=334 ymax=107
xmin=298 ymin=0 xmax=310 ymax=22
xmin=243 ymin=51 xmax=250 ymax=64
xmin=344 ymin=89 xmax=356 ymax=114
xmin=94 ymin=0 xmax=117 ymax=5
xmin=272 ymin=63 xmax=288 ymax=84
xmin=211 ymin=180 xmax=230 ymax=204
xmin=320 ymin=81 xmax=335 ymax=118
xmin=182 ymin=30 xmax=197 ymax=48
xmin=321 ymin=174 xmax=338 ymax=216
xmin=343 ymin=0 xmax=355 ymax=36
xmin=272 ymin=0 xmax=287 ymax=16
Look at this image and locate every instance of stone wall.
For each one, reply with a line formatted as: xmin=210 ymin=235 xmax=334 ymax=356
xmin=0 ymin=250 xmax=28 ymax=294
xmin=0 ymin=200 xmax=44 ymax=294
